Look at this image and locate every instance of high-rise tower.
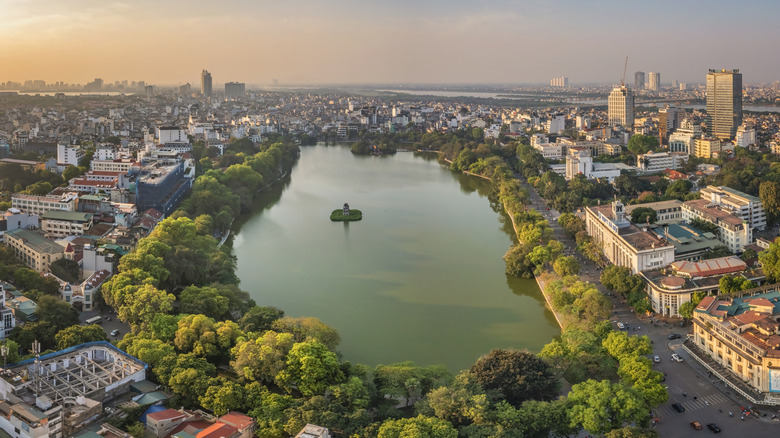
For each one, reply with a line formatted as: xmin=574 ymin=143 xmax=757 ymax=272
xmin=634 ymin=71 xmax=645 ymax=90
xmin=201 ymin=70 xmax=213 ymax=97
xmin=608 ymin=85 xmax=634 ymax=128
xmin=706 ymin=69 xmax=742 ymax=140
xmin=647 ymin=72 xmax=660 ymax=91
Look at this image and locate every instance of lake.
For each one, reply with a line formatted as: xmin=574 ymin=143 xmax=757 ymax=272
xmin=232 ymin=145 xmax=560 ymax=371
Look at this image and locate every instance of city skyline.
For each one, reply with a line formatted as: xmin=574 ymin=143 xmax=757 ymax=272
xmin=2 ymin=0 xmax=780 ymax=85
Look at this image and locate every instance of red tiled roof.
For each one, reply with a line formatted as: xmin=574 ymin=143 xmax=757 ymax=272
xmin=196 ymin=422 xmax=237 ymax=438
xmin=218 ymin=412 xmax=253 ymax=430
xmin=671 ymin=256 xmax=747 ymax=278
xmin=696 ymin=296 xmax=716 ymax=311
xmin=148 ymin=408 xmax=186 ymax=422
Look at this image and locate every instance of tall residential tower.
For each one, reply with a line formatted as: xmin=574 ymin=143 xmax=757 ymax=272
xmin=608 ymin=85 xmax=634 ymax=128
xmin=634 ymin=71 xmax=645 ymax=90
xmin=647 ymin=72 xmax=660 ymax=91
xmin=201 ymin=69 xmax=213 ymax=97
xmin=706 ymin=69 xmax=742 ymax=140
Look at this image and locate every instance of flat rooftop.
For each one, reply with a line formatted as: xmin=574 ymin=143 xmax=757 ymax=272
xmin=684 ymin=199 xmax=746 ymax=228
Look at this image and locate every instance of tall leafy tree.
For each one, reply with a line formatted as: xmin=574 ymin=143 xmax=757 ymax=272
xmin=469 ymin=349 xmax=559 ymax=406
xmin=276 ymin=340 xmax=344 ymax=396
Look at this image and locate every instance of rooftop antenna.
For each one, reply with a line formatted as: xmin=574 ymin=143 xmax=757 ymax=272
xmin=621 ymin=56 xmax=629 ymax=87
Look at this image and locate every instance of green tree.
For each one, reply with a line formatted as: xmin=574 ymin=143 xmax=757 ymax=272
xmin=276 ymin=340 xmax=344 ymax=396
xmin=174 ymin=314 xmax=242 ymax=359
xmin=604 ymin=426 xmax=659 ymax=438
xmin=426 ymin=372 xmax=490 ymax=426
xmin=567 ymin=380 xmax=647 ymax=434
xmin=239 ymin=306 xmax=284 ymax=332
xmin=760 ymin=181 xmax=780 ymax=227
xmin=0 ymin=340 xmax=21 ymax=364
xmin=603 ymin=331 xmax=652 ymax=360
xmin=118 ymin=335 xmax=176 ymax=368
xmin=271 ymin=316 xmax=340 ymax=350
xmin=759 ymin=238 xmax=780 ymax=283
xmin=54 ymin=324 xmax=106 ymax=349
xmin=469 ymin=349 xmax=559 ymax=407
xmin=50 ymin=258 xmax=80 ymax=284
xmin=678 ymin=301 xmax=697 ymax=319
xmin=62 ymin=165 xmax=84 ymax=182
xmin=199 ymin=378 xmax=246 ymax=416
xmin=553 ymin=255 xmax=581 ymax=277
xmin=629 ymin=207 xmax=657 ymax=225
xmin=627 ymin=135 xmax=659 ymax=155
xmin=377 ymin=415 xmax=458 ymax=438
xmin=179 ymin=285 xmax=230 ymax=319
xmin=231 ymin=330 xmax=294 ymax=382
xmin=36 ymin=295 xmax=78 ymax=330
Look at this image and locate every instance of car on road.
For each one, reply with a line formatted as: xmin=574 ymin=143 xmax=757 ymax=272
xmin=617 ymin=322 xmax=625 ymax=329
xmin=706 ymin=423 xmax=721 ymax=433
xmin=668 ymin=333 xmax=682 ymax=339
xmin=653 ymin=355 xmax=660 ymax=363
xmin=671 ymin=353 xmax=684 ymax=362
xmin=690 ymin=421 xmax=703 ymax=430
xmin=110 ymin=329 xmax=120 ymax=337
xmin=672 ymin=403 xmax=685 ymax=413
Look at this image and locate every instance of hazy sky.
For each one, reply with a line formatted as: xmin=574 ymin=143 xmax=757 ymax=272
xmin=2 ymin=0 xmax=778 ymax=86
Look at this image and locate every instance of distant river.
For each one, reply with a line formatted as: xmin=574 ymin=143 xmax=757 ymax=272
xmin=233 ymin=145 xmax=560 ymax=371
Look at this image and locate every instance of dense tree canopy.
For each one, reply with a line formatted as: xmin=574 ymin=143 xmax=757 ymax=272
xmin=469 ymin=349 xmax=559 ymax=407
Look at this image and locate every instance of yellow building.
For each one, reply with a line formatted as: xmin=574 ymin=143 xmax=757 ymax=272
xmin=693 ymin=137 xmax=722 ymax=159
xmin=3 ymin=229 xmax=64 ymax=273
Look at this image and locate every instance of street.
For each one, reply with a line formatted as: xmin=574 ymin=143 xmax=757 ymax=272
xmin=518 ymin=174 xmax=780 ymax=436
xmin=78 ymin=307 xmax=130 ymax=342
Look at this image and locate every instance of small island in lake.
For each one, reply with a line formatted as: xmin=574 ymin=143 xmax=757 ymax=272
xmin=331 ymin=203 xmax=362 ymax=221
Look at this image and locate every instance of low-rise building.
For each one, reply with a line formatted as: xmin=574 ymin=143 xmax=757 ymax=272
xmin=565 ymin=147 xmax=633 ymax=182
xmin=585 ymin=201 xmax=675 ymax=274
xmin=4 ymin=229 xmax=64 ymax=273
xmin=640 ymin=256 xmax=766 ymax=317
xmin=625 ymin=200 xmax=683 ymax=225
xmin=682 ymin=199 xmax=752 ymax=253
xmin=11 ymin=193 xmax=78 ymax=216
xmin=40 ymin=211 xmax=94 ymax=238
xmin=0 ymin=341 xmax=148 ymax=437
xmin=0 ymin=208 xmax=39 ymax=242
xmin=699 ymin=186 xmax=766 ymax=232
xmin=295 ymin=424 xmax=331 ymax=438
xmin=636 ymin=151 xmax=689 ymax=173
xmin=691 ymin=289 xmax=780 ymax=404
xmin=649 ymin=223 xmax=722 ymax=262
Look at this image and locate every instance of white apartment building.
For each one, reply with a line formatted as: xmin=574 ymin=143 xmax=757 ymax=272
xmin=565 ymin=147 xmax=632 ymax=182
xmin=531 ymin=134 xmax=564 ymax=159
xmin=699 ymin=186 xmax=766 ymax=231
xmin=636 ymin=151 xmax=689 ymax=173
xmin=585 ymin=201 xmax=675 ymax=274
xmin=156 ymin=126 xmax=188 ymax=144
xmin=95 ymin=146 xmax=116 ymax=161
xmin=681 ymin=199 xmax=752 ymax=253
xmin=11 ymin=193 xmax=78 ymax=216
xmin=546 ymin=114 xmax=565 ymax=134
xmin=608 ymin=85 xmax=634 ymax=128
xmin=0 ymin=209 xmax=39 ymax=242
xmin=668 ymin=119 xmax=701 ymax=154
xmin=735 ymin=124 xmax=756 ymax=148
xmin=90 ymin=159 xmax=140 ymax=173
xmin=56 ymin=143 xmax=83 ymax=168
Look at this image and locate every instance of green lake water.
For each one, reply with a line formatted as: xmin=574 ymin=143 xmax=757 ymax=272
xmin=233 ymin=144 xmax=560 ymax=371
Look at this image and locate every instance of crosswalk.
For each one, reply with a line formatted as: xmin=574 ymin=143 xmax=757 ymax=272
xmin=656 ymin=392 xmax=731 ymax=417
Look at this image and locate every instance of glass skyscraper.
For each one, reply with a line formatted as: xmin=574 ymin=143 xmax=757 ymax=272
xmin=706 ymin=69 xmax=742 ymax=140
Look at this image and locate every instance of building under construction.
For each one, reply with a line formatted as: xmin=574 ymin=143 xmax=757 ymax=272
xmin=0 ymin=341 xmax=147 ymax=438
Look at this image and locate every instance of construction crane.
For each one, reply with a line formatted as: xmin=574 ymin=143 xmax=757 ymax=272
xmin=621 ymin=56 xmax=628 ymax=87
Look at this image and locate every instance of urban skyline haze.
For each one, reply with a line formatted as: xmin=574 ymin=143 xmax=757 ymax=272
xmin=2 ymin=0 xmax=779 ymax=85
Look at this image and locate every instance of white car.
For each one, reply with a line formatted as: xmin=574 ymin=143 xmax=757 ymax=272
xmin=617 ymin=322 xmax=625 ymax=329
xmin=653 ymin=355 xmax=660 ymax=363
xmin=110 ymin=329 xmax=120 ymax=337
xmin=671 ymin=353 xmax=683 ymax=362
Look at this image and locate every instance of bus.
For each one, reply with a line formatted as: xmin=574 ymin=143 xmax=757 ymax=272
xmin=85 ymin=316 xmax=103 ymax=325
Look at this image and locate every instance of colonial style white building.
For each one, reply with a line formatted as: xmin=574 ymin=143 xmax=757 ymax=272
xmin=699 ymin=186 xmax=766 ymax=231
xmin=681 ymin=199 xmax=752 ymax=253
xmin=585 ymin=201 xmax=675 ymax=274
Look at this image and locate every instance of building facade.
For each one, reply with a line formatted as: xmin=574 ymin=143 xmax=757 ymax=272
xmin=40 ymin=211 xmax=93 ymax=238
xmin=608 ymin=85 xmax=634 ymax=128
xmin=692 ymin=290 xmax=780 ymax=404
xmin=706 ymin=69 xmax=743 ymax=140
xmin=585 ymin=201 xmax=675 ymax=274
xmin=699 ymin=186 xmax=766 ymax=231
xmin=693 ymin=137 xmax=722 ymax=159
xmin=681 ymin=199 xmax=752 ymax=253
xmin=3 ymin=229 xmax=64 ymax=273
xmin=669 ymin=118 xmax=702 ymax=154
xmin=201 ymin=70 xmax=212 ymax=97
xmin=634 ymin=71 xmax=645 ymax=90
xmin=636 ymin=151 xmax=689 ymax=173
xmin=647 ymin=72 xmax=660 ymax=91
xmin=11 ymin=193 xmax=78 ymax=216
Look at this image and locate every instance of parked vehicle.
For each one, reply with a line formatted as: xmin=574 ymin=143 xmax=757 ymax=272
xmin=668 ymin=333 xmax=682 ymax=339
xmin=110 ymin=329 xmax=120 ymax=337
xmin=672 ymin=353 xmax=684 ymax=362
